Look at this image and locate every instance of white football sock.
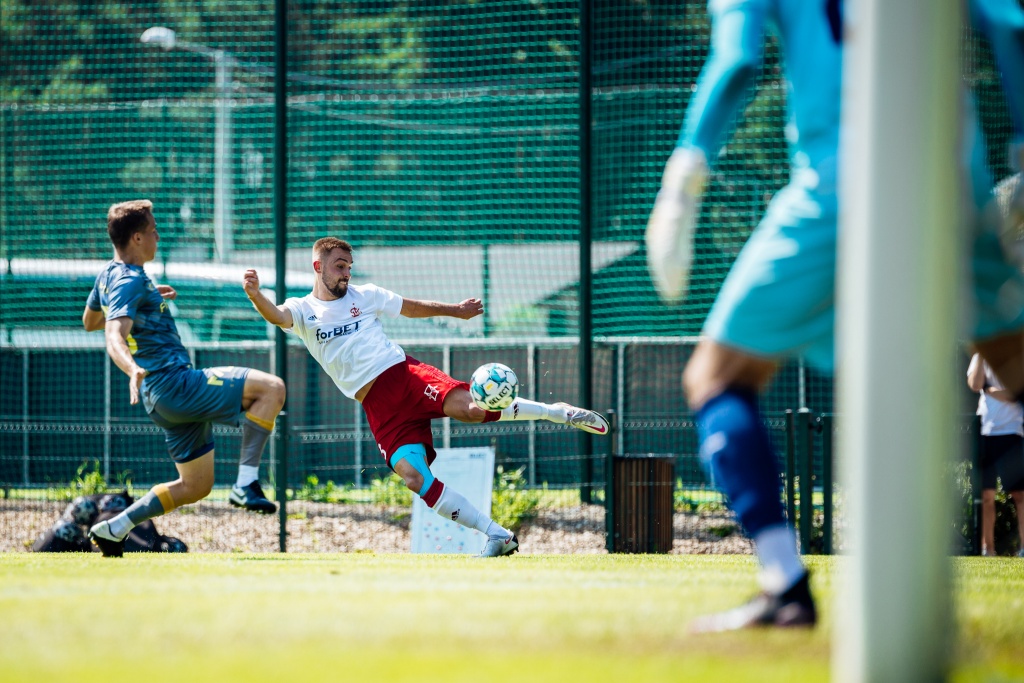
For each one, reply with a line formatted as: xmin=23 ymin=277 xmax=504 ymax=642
xmin=108 ymin=513 xmax=135 ymax=540
xmin=753 ymin=524 xmax=806 ymax=594
xmin=485 ymin=520 xmax=512 ymax=540
xmin=431 ymin=486 xmax=490 ymax=534
xmin=236 ymin=465 xmax=260 ymax=488
xmin=498 ymin=398 xmax=567 ymax=424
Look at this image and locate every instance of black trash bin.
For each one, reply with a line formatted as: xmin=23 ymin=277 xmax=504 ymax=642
xmin=611 ymin=454 xmax=674 ymax=553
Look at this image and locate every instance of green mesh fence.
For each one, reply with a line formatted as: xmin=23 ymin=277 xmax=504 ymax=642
xmin=0 ymin=1 xmax=1016 ymax=553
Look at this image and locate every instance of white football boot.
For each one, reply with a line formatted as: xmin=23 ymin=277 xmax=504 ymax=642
xmin=554 ymin=403 xmax=610 ymax=436
xmin=479 ymin=533 xmax=519 ymax=558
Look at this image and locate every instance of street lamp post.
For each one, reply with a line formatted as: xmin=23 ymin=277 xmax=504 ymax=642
xmin=141 ymin=26 xmax=234 ymax=263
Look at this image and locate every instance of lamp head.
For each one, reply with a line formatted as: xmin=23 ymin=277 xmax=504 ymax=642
xmin=140 ymin=27 xmax=177 ymax=50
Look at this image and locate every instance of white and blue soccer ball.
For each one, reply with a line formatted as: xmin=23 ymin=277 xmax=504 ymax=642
xmin=469 ymin=362 xmax=519 ymax=411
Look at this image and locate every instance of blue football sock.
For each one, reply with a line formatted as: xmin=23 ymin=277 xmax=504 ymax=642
xmin=695 ymin=388 xmax=786 ymax=537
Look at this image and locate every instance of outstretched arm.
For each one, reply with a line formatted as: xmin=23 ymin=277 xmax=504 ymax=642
xmin=401 ymin=297 xmax=483 ymax=320
xmin=678 ymin=1 xmax=768 ymax=158
xmin=646 ymin=2 xmax=767 ymax=303
xmin=242 ymin=269 xmax=293 ymax=328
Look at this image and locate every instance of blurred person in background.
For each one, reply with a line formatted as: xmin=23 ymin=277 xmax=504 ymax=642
xmin=967 ymin=352 xmax=1024 ymax=557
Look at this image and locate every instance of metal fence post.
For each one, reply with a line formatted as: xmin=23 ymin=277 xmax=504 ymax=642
xmin=103 ymin=352 xmax=111 ymax=481
xmin=527 ymin=343 xmax=537 ymax=486
xmin=21 ymin=349 xmax=29 ymax=486
xmin=273 ymin=0 xmax=288 ymax=553
xmin=616 ymin=343 xmax=626 ymax=458
xmin=605 ymin=409 xmax=617 ymax=553
xmin=354 ymin=397 xmax=364 ymax=488
xmin=577 ymin=0 xmax=594 ymax=506
xmin=442 ymin=344 xmax=452 ymax=449
xmin=796 ymin=407 xmax=813 ymax=552
xmin=820 ymin=414 xmax=833 ymax=555
xmin=785 ymin=409 xmax=796 ymax=526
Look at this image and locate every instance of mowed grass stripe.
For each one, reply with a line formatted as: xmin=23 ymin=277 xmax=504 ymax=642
xmin=0 ymin=554 xmax=1019 ymax=683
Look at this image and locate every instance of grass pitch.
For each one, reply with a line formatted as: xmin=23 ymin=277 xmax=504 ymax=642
xmin=0 ymin=554 xmax=1021 ymax=683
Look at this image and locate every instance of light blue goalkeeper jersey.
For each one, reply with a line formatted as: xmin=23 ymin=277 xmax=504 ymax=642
xmin=679 ymin=0 xmax=842 ymax=180
xmin=971 ymin=0 xmax=1024 ymax=148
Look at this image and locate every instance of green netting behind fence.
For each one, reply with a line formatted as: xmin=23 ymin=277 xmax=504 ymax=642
xmin=3 ymin=2 xmax=1015 ymax=339
xmin=0 ymin=1 xmax=1017 ymax=553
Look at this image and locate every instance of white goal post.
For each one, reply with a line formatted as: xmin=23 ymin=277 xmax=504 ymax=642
xmin=836 ymin=1 xmax=961 ymax=681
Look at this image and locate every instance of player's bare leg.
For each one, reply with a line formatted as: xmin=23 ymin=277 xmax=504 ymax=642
xmin=231 ymin=369 xmax=286 ymax=513
xmin=442 ymin=387 xmax=609 ymax=435
xmin=392 ymin=445 xmax=518 ymax=557
xmin=684 ymin=341 xmax=815 ymax=631
xmin=683 ymin=340 xmax=777 ymax=410
xmin=90 ymin=453 xmax=215 ymax=557
xmin=981 ymin=488 xmax=997 ymax=556
xmin=241 ymin=369 xmax=286 ymax=423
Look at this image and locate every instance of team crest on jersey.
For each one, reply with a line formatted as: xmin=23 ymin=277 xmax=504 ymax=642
xmin=350 ymin=305 xmax=361 ymax=317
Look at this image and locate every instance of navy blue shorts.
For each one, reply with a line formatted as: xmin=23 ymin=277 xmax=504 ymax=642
xmin=142 ymin=366 xmax=250 ymax=463
xmin=979 ymin=433 xmax=1024 ymax=492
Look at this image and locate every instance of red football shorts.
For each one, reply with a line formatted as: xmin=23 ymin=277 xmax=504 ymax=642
xmin=361 ymin=356 xmax=468 ymax=468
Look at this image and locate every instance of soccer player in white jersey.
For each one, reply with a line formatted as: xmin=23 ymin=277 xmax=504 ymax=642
xmin=645 ymin=0 xmax=841 ymax=630
xmin=243 ymin=237 xmax=609 ymax=557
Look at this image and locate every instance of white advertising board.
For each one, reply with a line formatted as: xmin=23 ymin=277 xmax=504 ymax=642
xmin=410 ymin=447 xmax=495 ymax=554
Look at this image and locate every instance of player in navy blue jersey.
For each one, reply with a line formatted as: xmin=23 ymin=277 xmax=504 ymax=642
xmin=82 ymin=200 xmax=286 ymax=557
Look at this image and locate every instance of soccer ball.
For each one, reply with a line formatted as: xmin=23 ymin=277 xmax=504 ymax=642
xmin=469 ymin=362 xmax=519 ymax=411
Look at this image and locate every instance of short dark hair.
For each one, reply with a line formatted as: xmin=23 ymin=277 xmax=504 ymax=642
xmin=312 ymin=237 xmax=353 ymax=264
xmin=107 ymin=200 xmax=154 ymax=249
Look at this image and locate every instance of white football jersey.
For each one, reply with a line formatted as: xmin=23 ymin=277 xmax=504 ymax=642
xmin=282 ymin=283 xmax=406 ymax=398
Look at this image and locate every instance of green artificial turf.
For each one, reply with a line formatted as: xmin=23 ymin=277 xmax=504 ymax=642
xmin=0 ymin=554 xmax=1019 ymax=682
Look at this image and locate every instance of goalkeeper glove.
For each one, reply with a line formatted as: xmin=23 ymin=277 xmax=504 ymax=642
xmin=645 ymin=146 xmax=709 ymax=303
